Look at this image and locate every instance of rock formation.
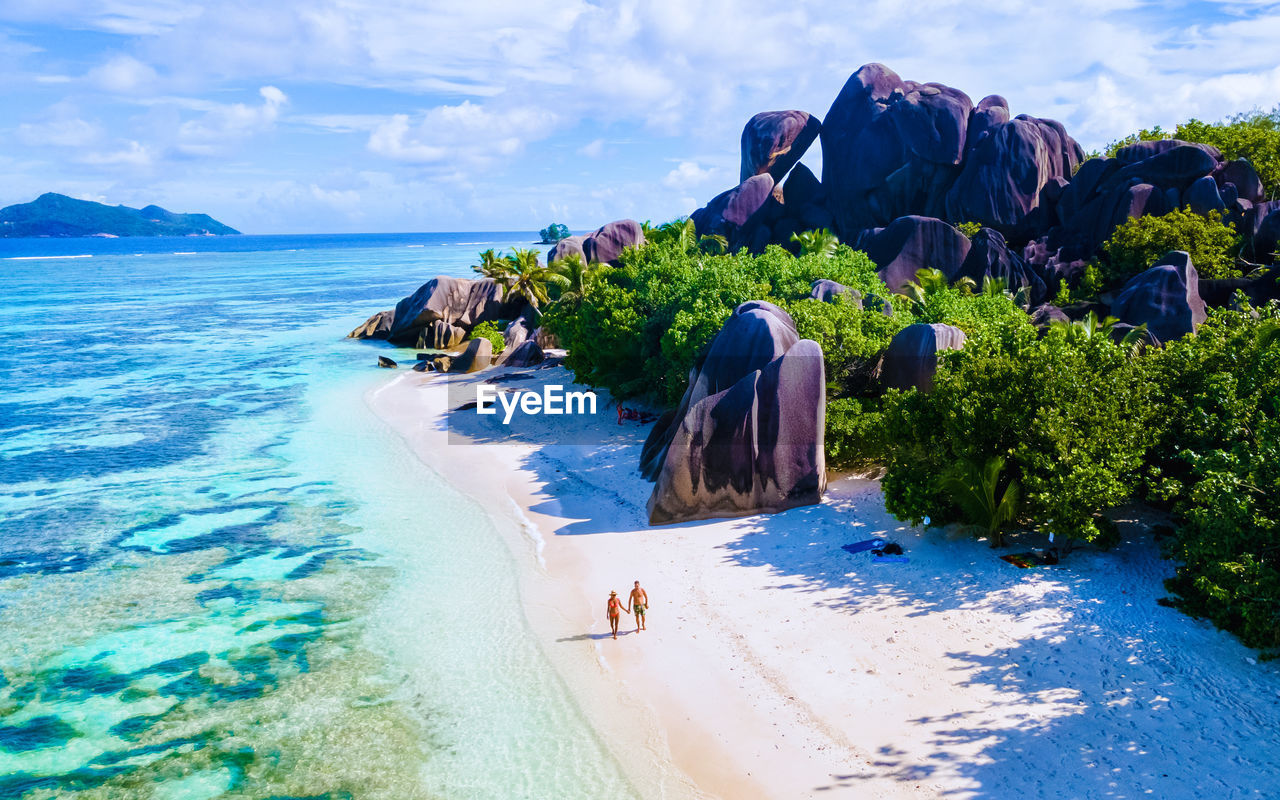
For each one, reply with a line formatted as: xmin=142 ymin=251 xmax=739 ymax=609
xmin=582 ymin=220 xmax=646 ymax=266
xmin=740 ymin=111 xmax=821 ymax=183
xmin=644 ymin=302 xmax=826 ymax=525
xmin=1112 ymin=251 xmax=1207 ymax=343
xmin=879 ymin=323 xmax=968 ymax=392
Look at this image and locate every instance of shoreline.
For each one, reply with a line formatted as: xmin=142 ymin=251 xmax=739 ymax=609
xmin=366 ymin=361 xmax=1280 ymax=799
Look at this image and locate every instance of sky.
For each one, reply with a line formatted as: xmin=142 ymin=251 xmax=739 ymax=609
xmin=1 ymin=1 xmax=1279 ymax=234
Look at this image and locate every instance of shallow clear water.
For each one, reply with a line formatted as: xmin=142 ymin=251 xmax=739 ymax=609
xmin=0 ymin=234 xmax=634 ymax=799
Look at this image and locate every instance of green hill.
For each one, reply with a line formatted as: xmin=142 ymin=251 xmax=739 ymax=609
xmin=0 ymin=193 xmax=240 ymax=237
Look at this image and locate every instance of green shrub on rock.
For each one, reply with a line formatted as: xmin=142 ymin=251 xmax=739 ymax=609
xmin=469 ymin=320 xmax=506 ymax=354
xmin=1101 ymin=208 xmax=1242 ymax=285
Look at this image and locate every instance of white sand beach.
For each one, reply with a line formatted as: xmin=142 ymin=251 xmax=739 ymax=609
xmin=367 ymin=361 xmax=1280 ymax=800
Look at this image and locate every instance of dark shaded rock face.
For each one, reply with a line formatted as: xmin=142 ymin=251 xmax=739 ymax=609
xmin=957 ymin=228 xmax=1046 ymax=304
xmin=782 ymin=163 xmax=824 ymax=210
xmin=1254 ymin=206 xmax=1280 ymax=261
xmin=646 ymin=337 xmax=826 ymax=526
xmin=349 ymin=309 xmax=394 ymax=340
xmin=1112 ymin=251 xmax=1207 ymax=343
xmin=501 ymin=340 xmax=544 ymax=367
xmin=822 ymin=63 xmax=972 ymax=237
xmin=582 ymin=220 xmax=645 ymax=266
xmin=641 ymin=301 xmax=799 ymax=482
xmin=450 ymin=337 xmax=494 ymax=373
xmin=1029 ymin=303 xmax=1069 ymax=328
xmin=809 ymin=279 xmax=860 ymax=305
xmin=499 ymin=305 xmax=539 ymax=359
xmin=691 ymin=174 xmax=776 ymax=247
xmin=740 ymin=111 xmax=822 ymax=183
xmin=377 ymin=356 xmax=397 ymax=369
xmin=855 ymin=216 xmax=972 ymax=292
xmin=547 ymin=235 xmax=586 ymax=265
xmin=418 ymin=319 xmax=467 ymax=349
xmin=879 ymin=323 xmax=967 ymax=392
xmin=945 ymin=114 xmax=1083 ymax=235
xmin=388 ymin=276 xmax=509 ymax=344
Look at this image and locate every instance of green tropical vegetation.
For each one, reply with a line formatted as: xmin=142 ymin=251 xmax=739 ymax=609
xmin=1100 ymin=208 xmax=1243 ymax=286
xmin=469 ymin=320 xmax=507 ymax=353
xmin=472 ymin=248 xmax=568 ymax=309
xmin=538 ymin=222 xmax=571 ymax=243
xmin=524 ymin=219 xmax=1280 ymax=657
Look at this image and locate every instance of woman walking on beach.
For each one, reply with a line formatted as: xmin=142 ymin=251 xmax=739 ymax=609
xmin=606 ymin=591 xmax=625 ymax=639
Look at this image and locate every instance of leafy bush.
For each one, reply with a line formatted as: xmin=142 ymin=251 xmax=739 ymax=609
xmin=469 ymin=320 xmax=507 ymax=353
xmin=825 ymin=398 xmax=890 ymax=471
xmin=782 ymin=294 xmax=904 ymax=394
xmin=539 ymin=222 xmax=570 ymax=243
xmin=1138 ymin=309 xmax=1280 ymax=653
xmin=1101 ymin=208 xmax=1242 ymax=285
xmin=881 ymin=322 xmax=1157 ymax=545
xmin=544 ymin=240 xmax=884 ymax=405
xmin=955 ymin=221 xmax=983 ymax=238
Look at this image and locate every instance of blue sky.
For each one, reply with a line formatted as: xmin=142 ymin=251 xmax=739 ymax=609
xmin=1 ymin=0 xmax=1278 ymax=233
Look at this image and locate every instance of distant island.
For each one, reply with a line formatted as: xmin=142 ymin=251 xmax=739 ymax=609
xmin=0 ymin=193 xmax=240 ymax=238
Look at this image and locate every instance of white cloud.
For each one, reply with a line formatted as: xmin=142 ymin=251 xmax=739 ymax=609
xmin=79 ymin=140 xmax=153 ymax=168
xmin=662 ymin=160 xmax=719 ymax=191
xmin=17 ymin=117 xmax=101 ymax=148
xmin=88 ymin=54 xmax=158 ymax=93
xmin=578 ymin=139 xmax=605 ymax=158
xmin=176 ymin=85 xmax=287 ymax=155
xmin=366 ymin=101 xmax=559 ymax=170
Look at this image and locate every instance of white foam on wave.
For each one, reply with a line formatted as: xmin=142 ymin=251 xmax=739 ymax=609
xmin=507 ymin=495 xmax=546 ymax=568
xmin=4 ymin=254 xmax=92 ymax=260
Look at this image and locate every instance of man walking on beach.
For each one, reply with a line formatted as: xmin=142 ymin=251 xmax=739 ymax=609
xmin=628 ymin=580 xmax=648 ymax=633
xmin=607 ymin=591 xmax=625 ymax=639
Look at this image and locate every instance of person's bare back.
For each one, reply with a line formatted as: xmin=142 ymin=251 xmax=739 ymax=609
xmin=628 ymin=581 xmax=648 ymax=632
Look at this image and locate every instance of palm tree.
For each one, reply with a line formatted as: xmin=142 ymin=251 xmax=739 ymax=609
xmin=500 ymin=248 xmax=567 ymax=310
xmin=549 ymin=252 xmax=593 ymax=304
xmin=473 ymin=248 xmax=506 ymax=280
xmin=698 ymin=233 xmax=728 ymax=255
xmin=790 ymin=228 xmax=840 ymax=258
xmin=657 ymin=218 xmax=698 ymax=253
xmin=941 ymin=455 xmax=1022 ymax=548
xmin=1049 ymin=311 xmax=1150 ymax=357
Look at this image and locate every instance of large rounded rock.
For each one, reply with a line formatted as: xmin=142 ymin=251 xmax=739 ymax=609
xmin=349 ymin=309 xmax=394 ymax=339
xmin=1253 ymin=207 xmax=1280 ymax=261
xmin=822 ymin=63 xmax=972 ymax=237
xmin=957 ymin=228 xmax=1046 ymax=304
xmin=547 ymin=235 xmax=586 ymax=265
xmin=945 ymin=115 xmax=1083 ymax=235
xmin=640 ymin=301 xmax=799 ymax=482
xmin=646 ymin=338 xmax=826 ymax=526
xmin=449 ymin=337 xmax=494 ymax=373
xmin=691 ymin=175 xmax=776 ymax=241
xmin=1185 ymin=175 xmax=1225 ymax=215
xmin=1112 ymin=251 xmax=1207 ymax=343
xmin=1217 ymin=159 xmax=1265 ymax=204
xmin=582 ymin=220 xmax=645 ymax=266
xmin=809 ymin=279 xmax=860 ymax=305
xmin=879 ymin=323 xmax=967 ymax=392
xmin=388 ymin=276 xmax=508 ymax=344
xmin=501 ymin=340 xmax=544 ymax=368
xmin=740 ymin=111 xmax=822 ymax=183
xmin=856 ymin=216 xmax=972 ymax=292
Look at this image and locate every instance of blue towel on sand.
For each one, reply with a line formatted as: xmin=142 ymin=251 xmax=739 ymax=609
xmin=842 ymin=539 xmax=886 ymax=555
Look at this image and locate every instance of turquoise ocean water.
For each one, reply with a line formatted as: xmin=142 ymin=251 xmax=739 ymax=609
xmin=0 ymin=234 xmax=635 ymax=799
